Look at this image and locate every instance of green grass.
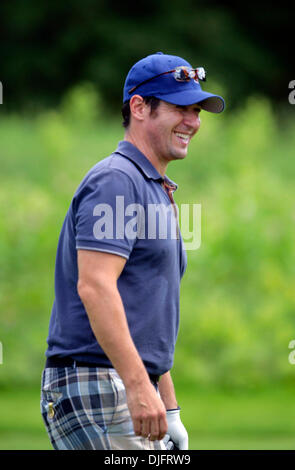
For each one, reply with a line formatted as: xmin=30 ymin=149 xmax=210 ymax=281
xmin=0 ymin=388 xmax=52 ymax=450
xmin=179 ymin=385 xmax=295 ymax=449
xmin=1 ymin=385 xmax=295 ymax=450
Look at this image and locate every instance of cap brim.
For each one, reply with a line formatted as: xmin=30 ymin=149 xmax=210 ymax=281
xmin=154 ymin=89 xmax=225 ymax=113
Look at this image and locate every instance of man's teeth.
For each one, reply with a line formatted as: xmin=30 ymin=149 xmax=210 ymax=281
xmin=175 ymin=132 xmax=190 ymax=141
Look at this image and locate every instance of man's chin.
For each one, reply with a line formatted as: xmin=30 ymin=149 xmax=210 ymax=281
xmin=173 ymin=149 xmax=188 ymax=160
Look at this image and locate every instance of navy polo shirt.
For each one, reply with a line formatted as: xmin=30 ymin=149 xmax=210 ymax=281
xmin=46 ymin=140 xmax=187 ymax=376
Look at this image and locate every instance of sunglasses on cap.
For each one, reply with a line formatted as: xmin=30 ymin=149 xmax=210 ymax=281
xmin=128 ymin=66 xmax=206 ymax=95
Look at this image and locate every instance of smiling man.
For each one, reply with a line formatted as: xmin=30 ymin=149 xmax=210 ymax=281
xmin=125 ymin=99 xmax=201 ymax=172
xmin=41 ymin=52 xmax=224 ymax=450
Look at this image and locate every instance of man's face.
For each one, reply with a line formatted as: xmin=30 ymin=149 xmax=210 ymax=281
xmin=143 ymin=100 xmax=201 ymax=164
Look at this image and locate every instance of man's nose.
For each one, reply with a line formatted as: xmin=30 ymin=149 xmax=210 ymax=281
xmin=183 ymin=110 xmax=201 ymax=131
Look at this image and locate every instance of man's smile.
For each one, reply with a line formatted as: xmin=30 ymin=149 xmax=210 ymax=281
xmin=173 ymin=131 xmax=193 ymax=145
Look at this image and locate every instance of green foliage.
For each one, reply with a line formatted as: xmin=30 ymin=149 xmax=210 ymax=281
xmin=0 ymin=2 xmax=292 ymax=111
xmin=171 ymin=98 xmax=295 ymax=389
xmin=0 ymin=85 xmax=295 ymax=392
xmin=60 ymin=82 xmax=102 ymax=126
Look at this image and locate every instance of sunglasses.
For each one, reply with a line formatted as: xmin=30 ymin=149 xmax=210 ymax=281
xmin=128 ymin=66 xmax=206 ymax=95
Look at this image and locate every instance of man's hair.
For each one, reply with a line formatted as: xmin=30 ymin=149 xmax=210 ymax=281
xmin=122 ymin=96 xmax=161 ymax=128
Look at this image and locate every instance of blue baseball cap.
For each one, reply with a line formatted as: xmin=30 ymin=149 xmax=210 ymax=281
xmin=123 ymin=52 xmax=225 ymax=113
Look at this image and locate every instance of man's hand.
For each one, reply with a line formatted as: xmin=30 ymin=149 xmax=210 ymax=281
xmin=166 ymin=408 xmax=189 ymax=449
xmin=125 ymin=380 xmax=168 ymax=442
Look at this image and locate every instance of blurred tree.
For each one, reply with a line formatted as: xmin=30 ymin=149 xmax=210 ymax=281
xmin=0 ymin=0 xmax=293 ymax=112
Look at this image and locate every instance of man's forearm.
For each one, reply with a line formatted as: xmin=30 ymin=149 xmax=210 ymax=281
xmin=158 ymin=371 xmax=178 ymax=410
xmin=159 ymin=372 xmax=188 ymax=450
xmin=78 ymin=279 xmax=149 ymax=387
xmin=78 ymin=277 xmax=168 ymax=441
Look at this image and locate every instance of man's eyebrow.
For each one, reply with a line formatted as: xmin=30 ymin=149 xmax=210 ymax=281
xmin=176 ymin=104 xmax=201 ymax=111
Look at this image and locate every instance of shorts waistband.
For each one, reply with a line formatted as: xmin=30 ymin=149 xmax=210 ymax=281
xmin=45 ymin=356 xmax=160 ymax=384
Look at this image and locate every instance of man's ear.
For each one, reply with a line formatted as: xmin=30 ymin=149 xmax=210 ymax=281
xmin=129 ymin=95 xmax=147 ymax=122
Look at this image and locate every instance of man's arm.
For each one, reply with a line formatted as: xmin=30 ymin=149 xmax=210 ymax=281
xmin=158 ymin=370 xmax=189 ymax=450
xmin=77 ymin=249 xmax=167 ymax=441
xmin=158 ymin=371 xmax=178 ymax=410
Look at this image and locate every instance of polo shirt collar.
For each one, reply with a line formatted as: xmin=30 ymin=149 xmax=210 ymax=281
xmin=114 ymin=140 xmax=178 ymax=189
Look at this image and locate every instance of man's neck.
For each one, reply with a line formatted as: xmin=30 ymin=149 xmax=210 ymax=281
xmin=124 ymin=133 xmax=167 ymax=178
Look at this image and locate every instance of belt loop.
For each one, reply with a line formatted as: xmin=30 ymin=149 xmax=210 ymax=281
xmin=73 ymin=360 xmax=77 ymax=368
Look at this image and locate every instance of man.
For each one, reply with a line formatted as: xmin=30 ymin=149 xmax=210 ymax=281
xmin=40 ymin=52 xmax=224 ymax=450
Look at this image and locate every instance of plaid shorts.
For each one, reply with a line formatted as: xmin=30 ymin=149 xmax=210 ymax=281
xmin=40 ymin=365 xmax=167 ymax=450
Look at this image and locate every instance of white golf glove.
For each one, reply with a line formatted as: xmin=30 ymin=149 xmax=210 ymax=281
xmin=165 ymin=407 xmax=189 ymax=450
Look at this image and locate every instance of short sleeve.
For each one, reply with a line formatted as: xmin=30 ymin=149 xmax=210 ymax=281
xmin=74 ymin=169 xmax=141 ymax=259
